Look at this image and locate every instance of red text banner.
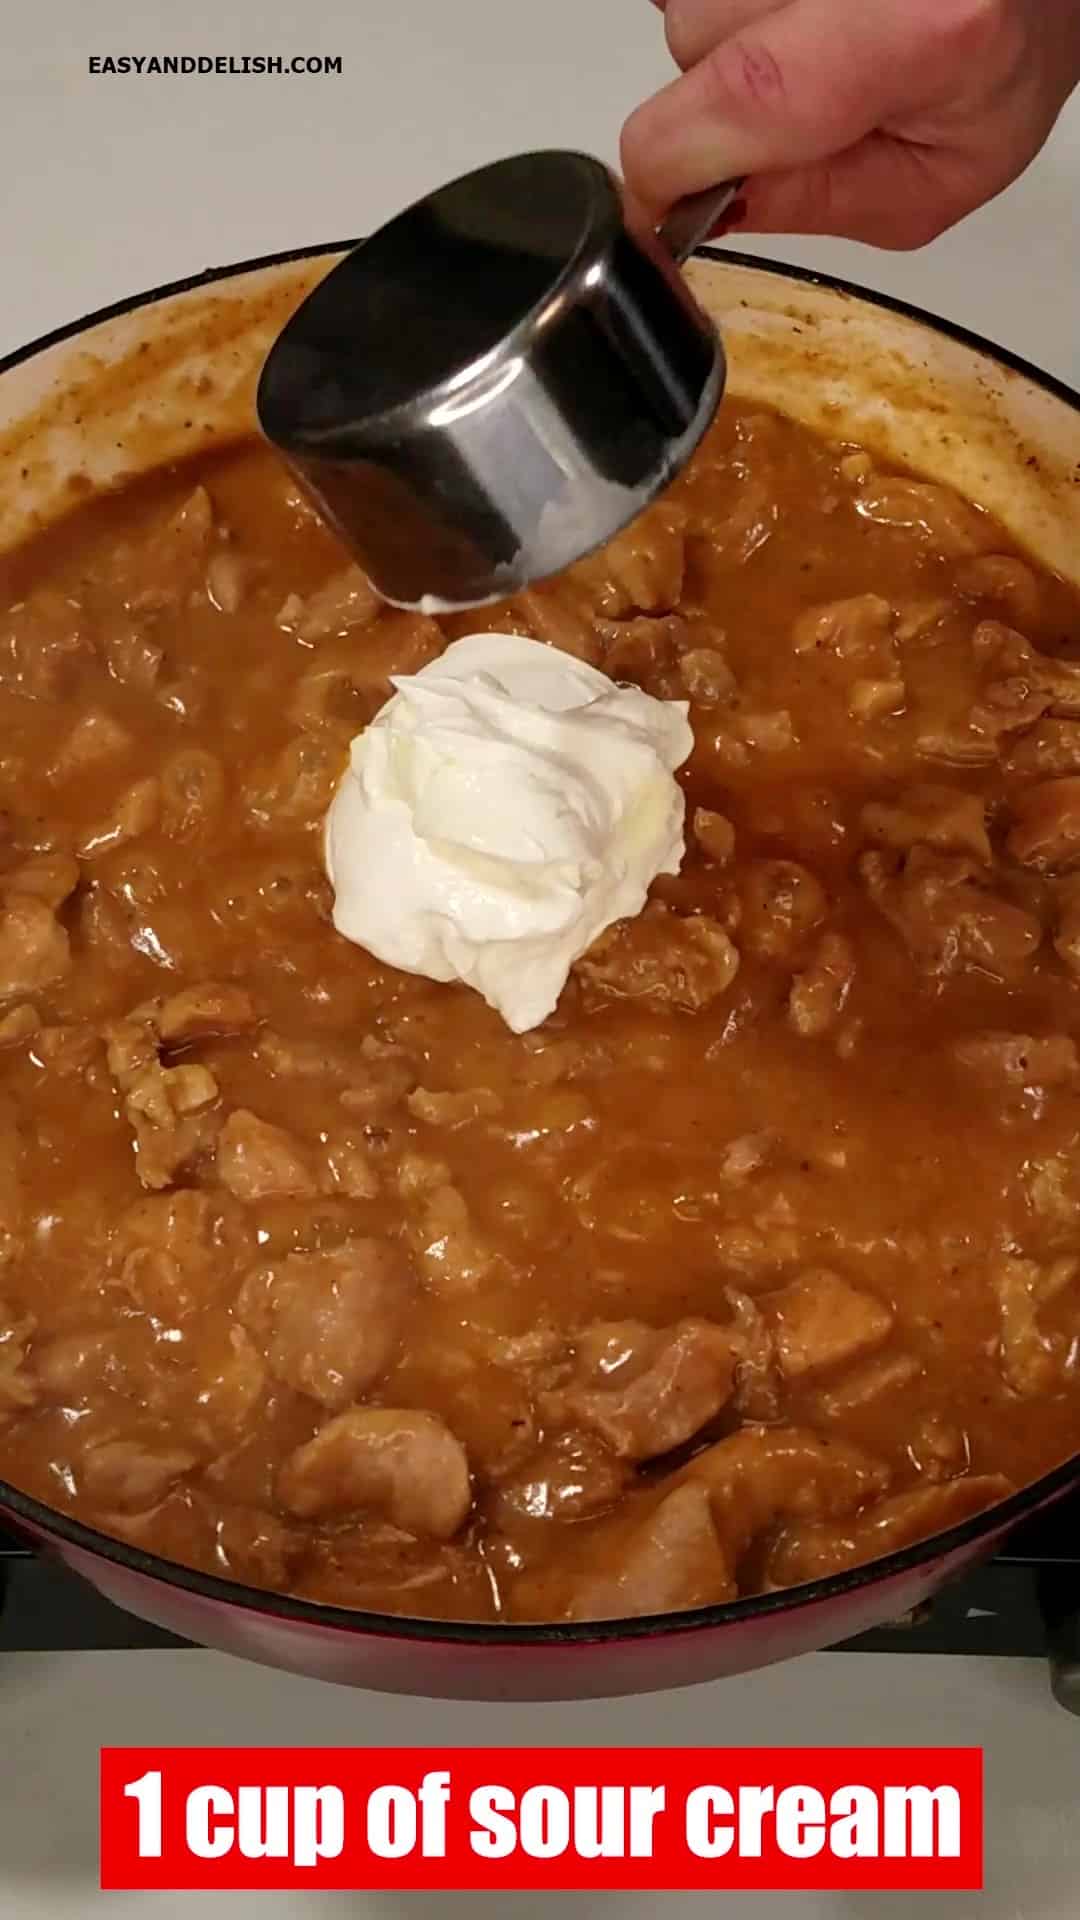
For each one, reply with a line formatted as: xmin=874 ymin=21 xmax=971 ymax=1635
xmin=100 ymin=1745 xmax=983 ymax=1892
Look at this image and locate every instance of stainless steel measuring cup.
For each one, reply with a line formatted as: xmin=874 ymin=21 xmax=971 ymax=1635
xmin=256 ymin=151 xmax=742 ymax=611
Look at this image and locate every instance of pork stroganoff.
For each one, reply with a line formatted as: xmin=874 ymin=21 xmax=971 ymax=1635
xmin=2 ymin=404 xmax=1080 ymax=1624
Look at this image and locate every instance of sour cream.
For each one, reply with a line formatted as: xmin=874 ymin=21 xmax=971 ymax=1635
xmin=325 ymin=632 xmax=693 ymax=1033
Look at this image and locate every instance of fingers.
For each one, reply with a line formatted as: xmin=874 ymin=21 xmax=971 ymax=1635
xmin=733 ymin=135 xmax=969 ymax=250
xmin=663 ymin=0 xmax=788 ymax=73
xmin=622 ymin=0 xmax=919 ymax=212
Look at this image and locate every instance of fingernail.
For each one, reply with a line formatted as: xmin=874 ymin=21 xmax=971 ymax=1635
xmin=707 ymin=195 xmax=748 ymax=239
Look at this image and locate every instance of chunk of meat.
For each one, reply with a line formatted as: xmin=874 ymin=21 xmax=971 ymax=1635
xmin=921 ymin=627 xmax=1068 ymax=765
xmin=567 ymin=503 xmax=685 ymax=617
xmin=49 ymin=708 xmax=134 ymax=782
xmin=127 ymin=1065 xmax=219 ymax=1184
xmin=907 ymin=1412 xmax=971 ymax=1483
xmin=160 ymin=749 xmax=226 ymax=844
xmin=0 ymin=894 xmax=71 ymax=999
xmin=788 ymin=931 xmax=856 ymax=1038
xmin=679 ymin=647 xmax=736 ymax=704
xmin=489 ymin=1431 xmax=629 ymax=1528
xmin=78 ymin=777 xmax=160 ymax=858
xmin=895 ymin=598 xmax=950 ymax=643
xmin=541 ymin=1319 xmax=737 ymax=1462
xmin=598 ymin=614 xmax=684 ymax=686
xmin=992 ymin=1254 xmax=1080 ymax=1396
xmin=279 ymin=565 xmax=381 ymax=643
xmin=118 ymin=1246 xmax=198 ymax=1320
xmin=577 ymin=904 xmax=739 ymax=1013
xmin=236 ymin=1241 xmax=413 ymax=1408
xmin=205 ymin=548 xmax=251 ymax=616
xmin=682 ymin=1426 xmax=889 ymax=1565
xmin=972 ymin=622 xmax=1080 ymax=728
xmin=510 ymin=1482 xmax=734 ymax=1623
xmin=724 ymin=1288 xmax=782 ymax=1422
xmin=157 ymin=982 xmax=257 ymax=1045
xmin=855 ymin=480 xmax=995 ymax=556
xmin=0 ymin=1004 xmax=38 ymax=1047
xmin=954 ymin=553 xmax=1042 ymax=629
xmin=1005 ymin=720 xmax=1080 ymax=779
xmin=29 ymin=1023 xmax=100 ymax=1076
xmin=103 ymin=1008 xmax=160 ymax=1086
xmin=177 ymin=1319 xmax=268 ymax=1452
xmin=731 ymin=708 xmax=796 ymax=754
xmin=765 ymin=1476 xmax=1014 ymax=1588
xmin=689 ymin=451 xmax=779 ymax=565
xmin=320 ymin=1128 xmax=380 ymax=1201
xmin=397 ymin=1151 xmax=452 ymax=1198
xmin=740 ymin=860 xmax=826 ymax=962
xmin=288 ymin=662 xmax=365 ymax=735
xmin=764 ymin=1270 xmax=894 ymax=1380
xmin=792 ymin=593 xmax=894 ymax=661
xmin=693 ymin=808 xmax=735 ymax=865
xmin=100 ymin=620 xmax=164 ymax=693
xmin=1007 ymin=779 xmax=1080 ymax=873
xmin=244 ymin=734 xmax=343 ymax=827
xmin=950 ymin=1032 xmax=1079 ymax=1091
xmin=112 ymin=486 xmax=214 ymax=614
xmin=258 ymin=1030 xmax=350 ymax=1080
xmin=339 ymin=1034 xmax=418 ymax=1117
xmin=216 ymin=1110 xmax=318 ymax=1202
xmin=712 ymin=1218 xmax=806 ymax=1282
xmin=848 ymin=677 xmax=906 ymax=721
xmin=1022 ymin=1155 xmax=1080 ymax=1244
xmin=860 ymin=847 xmax=1041 ymax=982
xmin=288 ymin=619 xmax=443 ymax=732
xmin=79 ymin=1437 xmax=199 ymax=1514
xmin=861 ymin=785 xmax=992 ymax=864
xmin=406 ymin=1181 xmax=498 ymax=1294
xmin=407 ymin=1086 xmax=502 ymax=1129
xmin=3 ymin=851 xmax=80 ymax=910
xmin=718 ymin=1133 xmax=780 ymax=1183
xmin=278 ymin=1408 xmax=472 ymax=1538
xmin=116 ymin=1188 xmax=253 ymax=1317
xmin=104 ymin=1011 xmax=222 ymax=1189
xmin=1 ymin=589 xmax=92 ymax=699
xmin=33 ymin=1328 xmax=127 ymax=1404
xmin=814 ymin=1352 xmax=924 ymax=1421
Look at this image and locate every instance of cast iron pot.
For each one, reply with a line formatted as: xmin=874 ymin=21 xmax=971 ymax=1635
xmin=1 ymin=244 xmax=1078 ymax=1699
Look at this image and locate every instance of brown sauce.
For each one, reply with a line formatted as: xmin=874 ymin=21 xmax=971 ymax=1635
xmin=1 ymin=405 xmax=1079 ymax=1622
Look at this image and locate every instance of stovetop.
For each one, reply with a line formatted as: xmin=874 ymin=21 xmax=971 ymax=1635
xmin=4 ymin=1500 xmax=1080 ymax=1711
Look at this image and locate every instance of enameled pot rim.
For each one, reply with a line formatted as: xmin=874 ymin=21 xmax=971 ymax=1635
xmin=1 ymin=237 xmax=1078 ymax=1651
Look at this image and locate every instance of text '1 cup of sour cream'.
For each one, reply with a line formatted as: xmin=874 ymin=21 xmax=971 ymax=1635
xmin=324 ymin=632 xmax=694 ymax=1033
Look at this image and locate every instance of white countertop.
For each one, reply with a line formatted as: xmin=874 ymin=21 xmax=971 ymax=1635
xmin=3 ymin=3 xmax=1080 ymax=1916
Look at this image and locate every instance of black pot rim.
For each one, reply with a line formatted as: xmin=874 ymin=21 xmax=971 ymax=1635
xmin=2 ymin=236 xmax=1079 ymax=1654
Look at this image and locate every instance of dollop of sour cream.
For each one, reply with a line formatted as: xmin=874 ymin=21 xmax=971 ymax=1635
xmin=325 ymin=632 xmax=694 ymax=1033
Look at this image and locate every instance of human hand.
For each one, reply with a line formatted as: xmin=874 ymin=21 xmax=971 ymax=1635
xmin=621 ymin=0 xmax=1080 ymax=249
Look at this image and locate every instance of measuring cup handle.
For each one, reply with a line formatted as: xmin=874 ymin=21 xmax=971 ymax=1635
xmin=657 ymin=179 xmax=746 ymax=264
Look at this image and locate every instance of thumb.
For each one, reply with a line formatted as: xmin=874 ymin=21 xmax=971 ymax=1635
xmin=621 ymin=0 xmax=923 ymax=213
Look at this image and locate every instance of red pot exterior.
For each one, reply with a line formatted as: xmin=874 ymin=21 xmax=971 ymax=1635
xmin=7 ymin=1503 xmax=1011 ymax=1700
